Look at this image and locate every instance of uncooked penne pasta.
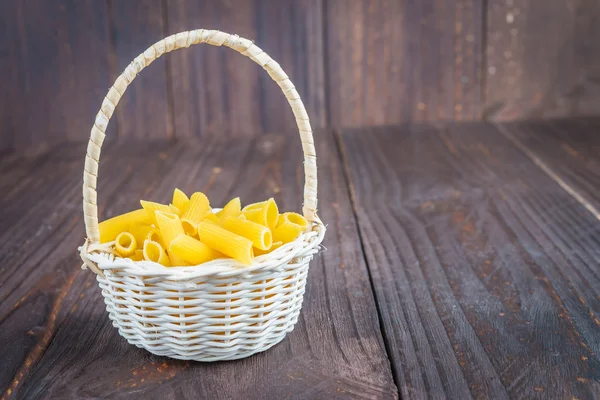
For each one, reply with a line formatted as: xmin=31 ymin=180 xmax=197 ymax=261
xmin=169 ymin=234 xmax=223 ymax=265
xmin=242 ymin=198 xmax=278 ymax=229
xmin=273 ymin=214 xmax=304 ymax=244
xmin=143 ymin=240 xmax=171 ymax=266
xmin=279 ymin=212 xmax=309 ymax=230
xmin=222 ymin=216 xmax=272 ymax=250
xmin=198 ymin=221 xmax=254 ymax=265
xmin=180 ymin=192 xmax=210 ymax=236
xmin=203 ymin=213 xmax=222 ymax=225
xmin=155 ymin=211 xmax=184 ymax=247
xmin=99 ymin=209 xmax=151 ymax=243
xmin=169 ymin=204 xmax=181 ymax=215
xmin=172 ymin=188 xmax=190 ymax=211
xmin=130 ymin=249 xmax=144 ymax=261
xmin=115 ymin=232 xmax=137 ymax=256
xmin=146 ymin=227 xmax=165 ymax=248
xmin=254 ymin=241 xmax=283 ymax=256
xmin=169 ymin=251 xmax=192 ymax=267
xmin=140 ymin=200 xmax=171 ymax=225
xmin=129 ymin=224 xmax=153 ymax=247
xmin=216 ymin=197 xmax=241 ymax=219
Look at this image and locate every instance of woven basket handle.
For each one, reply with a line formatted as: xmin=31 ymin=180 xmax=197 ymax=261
xmin=83 ymin=29 xmax=320 ymax=244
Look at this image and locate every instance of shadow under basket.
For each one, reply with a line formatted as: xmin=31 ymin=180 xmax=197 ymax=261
xmin=79 ymin=29 xmax=326 ymax=362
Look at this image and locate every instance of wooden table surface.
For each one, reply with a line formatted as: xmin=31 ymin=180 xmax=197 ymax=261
xmin=2 ymin=118 xmax=600 ymax=400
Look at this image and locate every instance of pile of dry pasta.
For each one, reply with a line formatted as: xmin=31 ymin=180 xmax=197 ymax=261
xmin=98 ymin=189 xmax=309 ymax=266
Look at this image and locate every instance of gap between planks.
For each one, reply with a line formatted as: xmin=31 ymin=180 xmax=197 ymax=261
xmin=495 ymin=122 xmax=600 ymax=222
xmin=331 ymin=128 xmax=402 ymax=394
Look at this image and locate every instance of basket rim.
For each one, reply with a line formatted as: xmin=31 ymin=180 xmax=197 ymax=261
xmin=80 ymin=222 xmax=325 ymax=281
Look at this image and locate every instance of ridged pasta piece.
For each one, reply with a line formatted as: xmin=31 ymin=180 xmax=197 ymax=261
xmin=143 ymin=240 xmax=171 ymax=266
xmin=169 ymin=204 xmax=181 ymax=215
xmin=129 ymin=224 xmax=153 ymax=247
xmin=242 ymin=198 xmax=279 ymax=229
xmin=273 ymin=214 xmax=304 ymax=243
xmin=155 ymin=211 xmax=184 ymax=247
xmin=130 ymin=249 xmax=144 ymax=261
xmin=216 ymin=197 xmax=241 ymax=219
xmin=146 ymin=228 xmax=165 ymax=248
xmin=180 ymin=192 xmax=210 ymax=236
xmin=140 ymin=200 xmax=171 ymax=225
xmin=198 ymin=221 xmax=254 ymax=265
xmin=168 ymin=251 xmax=192 ymax=267
xmin=115 ymin=232 xmax=137 ymax=256
xmin=172 ymin=188 xmax=190 ymax=211
xmin=203 ymin=213 xmax=222 ymax=225
xmin=222 ymin=216 xmax=272 ymax=250
xmin=254 ymin=241 xmax=283 ymax=256
xmin=279 ymin=212 xmax=309 ymax=230
xmin=169 ymin=234 xmax=224 ymax=265
xmin=99 ymin=209 xmax=151 ymax=243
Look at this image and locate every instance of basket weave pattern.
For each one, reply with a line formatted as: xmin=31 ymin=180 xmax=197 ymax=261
xmin=79 ymin=29 xmax=325 ymax=361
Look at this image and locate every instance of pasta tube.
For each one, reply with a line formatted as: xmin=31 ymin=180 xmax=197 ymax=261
xmin=169 ymin=251 xmax=192 ymax=267
xmin=279 ymin=212 xmax=309 ymax=230
xmin=99 ymin=209 xmax=151 ymax=243
xmin=146 ymin=227 xmax=165 ymax=248
xmin=172 ymin=188 xmax=190 ymax=211
xmin=198 ymin=221 xmax=254 ymax=265
xmin=181 ymin=192 xmax=210 ymax=236
xmin=140 ymin=200 xmax=171 ymax=225
xmin=155 ymin=211 xmax=184 ymax=247
xmin=203 ymin=213 xmax=222 ymax=225
xmin=130 ymin=249 xmax=144 ymax=261
xmin=114 ymin=232 xmax=137 ymax=256
xmin=169 ymin=234 xmax=223 ymax=265
xmin=169 ymin=204 xmax=181 ymax=215
xmin=242 ymin=198 xmax=279 ymax=229
xmin=273 ymin=214 xmax=304 ymax=244
xmin=254 ymin=241 xmax=283 ymax=256
xmin=222 ymin=216 xmax=272 ymax=250
xmin=129 ymin=224 xmax=153 ymax=247
xmin=216 ymin=197 xmax=241 ymax=219
xmin=143 ymin=240 xmax=171 ymax=266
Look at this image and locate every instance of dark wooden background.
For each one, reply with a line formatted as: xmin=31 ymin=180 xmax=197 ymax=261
xmin=2 ymin=0 xmax=600 ymax=153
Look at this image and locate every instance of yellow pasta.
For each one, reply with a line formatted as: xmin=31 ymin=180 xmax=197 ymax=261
xmin=169 ymin=251 xmax=192 ymax=267
xmin=279 ymin=212 xmax=309 ymax=230
xmin=99 ymin=209 xmax=151 ymax=243
xmin=169 ymin=234 xmax=223 ymax=265
xmin=203 ymin=213 xmax=222 ymax=225
xmin=155 ymin=211 xmax=184 ymax=247
xmin=143 ymin=240 xmax=171 ymax=266
xmin=172 ymin=188 xmax=190 ymax=211
xmin=273 ymin=214 xmax=304 ymax=244
xmin=242 ymin=198 xmax=279 ymax=229
xmin=115 ymin=232 xmax=137 ymax=256
xmin=254 ymin=241 xmax=283 ymax=256
xmin=146 ymin=227 xmax=165 ymax=248
xmin=198 ymin=221 xmax=254 ymax=265
xmin=140 ymin=200 xmax=171 ymax=225
xmin=222 ymin=217 xmax=272 ymax=250
xmin=180 ymin=192 xmax=210 ymax=236
xmin=130 ymin=249 xmax=144 ymax=261
xmin=216 ymin=197 xmax=241 ymax=219
xmin=129 ymin=224 xmax=153 ymax=247
xmin=169 ymin=204 xmax=181 ymax=215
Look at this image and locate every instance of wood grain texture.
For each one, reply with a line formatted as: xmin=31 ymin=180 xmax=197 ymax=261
xmin=166 ymin=0 xmax=326 ymax=138
xmin=4 ymin=131 xmax=397 ymax=399
xmin=496 ymin=118 xmax=600 ymax=214
xmin=109 ymin=0 xmax=173 ymax=139
xmin=327 ymin=0 xmax=483 ymax=127
xmin=485 ymin=0 xmax=600 ymax=120
xmin=339 ymin=122 xmax=600 ymax=399
xmin=0 ymin=0 xmax=112 ymax=152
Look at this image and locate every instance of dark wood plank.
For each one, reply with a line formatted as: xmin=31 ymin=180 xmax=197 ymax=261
xmin=339 ymin=122 xmax=600 ymax=399
xmin=166 ymin=0 xmax=326 ymax=138
xmin=0 ymin=0 xmax=112 ymax=152
xmin=496 ymin=118 xmax=600 ymax=214
xmin=109 ymin=0 xmax=173 ymax=139
xmin=327 ymin=0 xmax=483 ymax=127
xmin=6 ymin=131 xmax=397 ymax=399
xmin=484 ymin=0 xmax=600 ymax=120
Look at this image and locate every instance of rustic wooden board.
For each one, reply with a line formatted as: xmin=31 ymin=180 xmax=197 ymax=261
xmin=166 ymin=0 xmax=326 ymax=138
xmin=485 ymin=0 xmax=600 ymax=120
xmin=327 ymin=0 xmax=483 ymax=127
xmin=3 ymin=131 xmax=397 ymax=399
xmin=496 ymin=118 xmax=600 ymax=214
xmin=109 ymin=0 xmax=173 ymax=139
xmin=339 ymin=122 xmax=600 ymax=399
xmin=0 ymin=0 xmax=113 ymax=152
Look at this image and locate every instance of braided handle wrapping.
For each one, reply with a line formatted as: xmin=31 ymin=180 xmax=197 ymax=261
xmin=83 ymin=29 xmax=319 ymax=244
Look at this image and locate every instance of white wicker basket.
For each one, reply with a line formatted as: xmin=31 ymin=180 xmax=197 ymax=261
xmin=79 ymin=29 xmax=325 ymax=362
